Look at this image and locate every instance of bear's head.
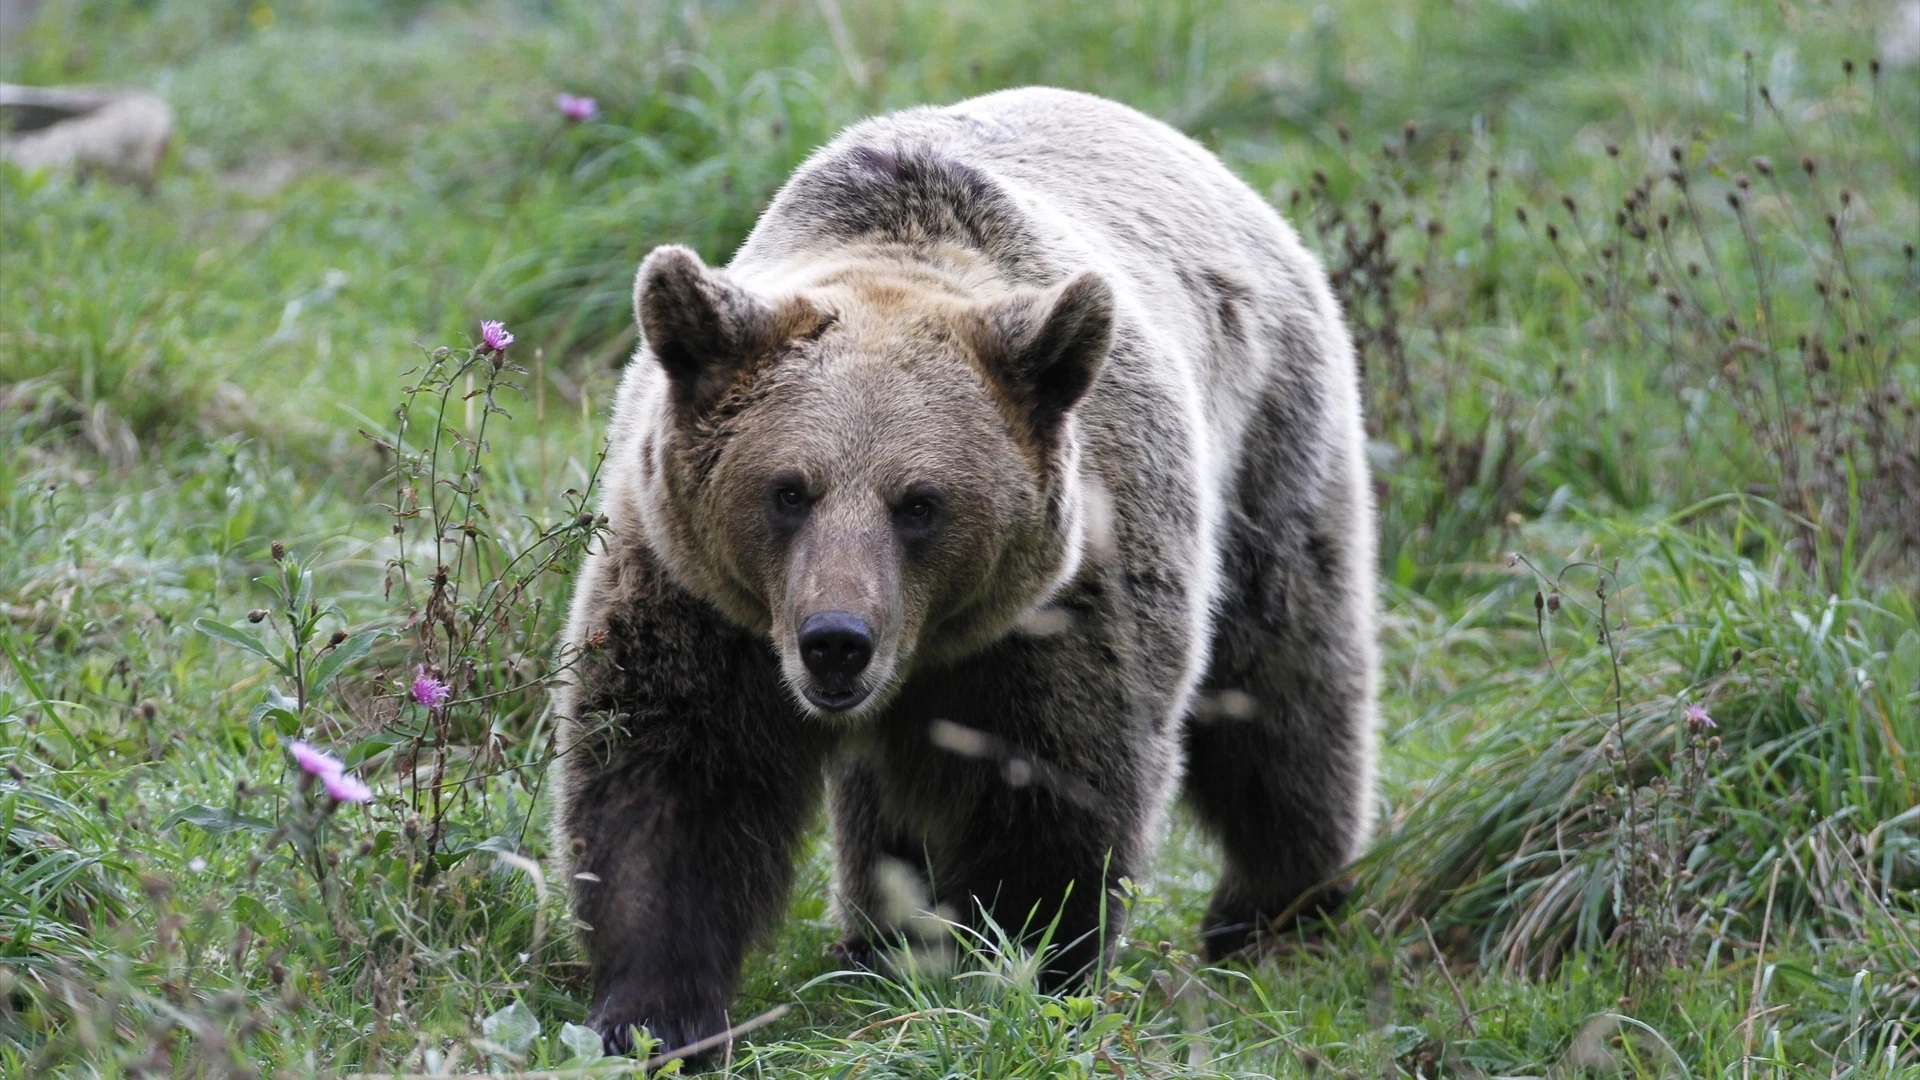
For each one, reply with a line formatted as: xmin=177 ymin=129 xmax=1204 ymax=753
xmin=626 ymin=244 xmax=1112 ymax=720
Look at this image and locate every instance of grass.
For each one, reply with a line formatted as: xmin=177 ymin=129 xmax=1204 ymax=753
xmin=1 ymin=0 xmax=1916 ymax=1075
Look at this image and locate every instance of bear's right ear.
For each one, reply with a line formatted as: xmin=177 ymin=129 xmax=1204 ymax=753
xmin=634 ymin=245 xmax=822 ymax=414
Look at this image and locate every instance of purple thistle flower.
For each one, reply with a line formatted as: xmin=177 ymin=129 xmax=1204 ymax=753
xmin=479 ymin=320 xmax=514 ymax=353
xmin=288 ymin=740 xmax=345 ymax=779
xmin=321 ymin=769 xmax=373 ymax=803
xmin=1685 ymin=703 xmax=1716 ymax=730
xmin=411 ymin=666 xmax=452 ymax=709
xmin=555 ymin=93 xmax=598 ymax=121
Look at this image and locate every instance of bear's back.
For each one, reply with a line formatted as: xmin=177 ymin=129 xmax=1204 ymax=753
xmin=729 ymin=88 xmax=1354 ymax=499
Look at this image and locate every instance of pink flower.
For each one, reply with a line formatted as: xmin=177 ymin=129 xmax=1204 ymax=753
xmin=555 ymin=93 xmax=598 ymax=121
xmin=411 ymin=666 xmax=451 ymax=708
xmin=479 ymin=320 xmax=514 ymax=353
xmin=289 ymin=740 xmax=345 ymax=779
xmin=321 ymin=770 xmax=373 ymax=803
xmin=1685 ymin=703 xmax=1716 ymax=730
xmin=289 ymin=740 xmax=373 ymax=804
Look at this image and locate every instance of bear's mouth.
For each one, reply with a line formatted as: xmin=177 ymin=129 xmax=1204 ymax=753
xmin=802 ymin=683 xmax=871 ymax=712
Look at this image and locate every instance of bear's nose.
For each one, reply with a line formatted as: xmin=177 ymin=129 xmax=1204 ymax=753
xmin=798 ymin=611 xmax=874 ymax=687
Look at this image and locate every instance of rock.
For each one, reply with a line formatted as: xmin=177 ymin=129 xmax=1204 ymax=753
xmin=1 ymin=83 xmax=174 ymax=189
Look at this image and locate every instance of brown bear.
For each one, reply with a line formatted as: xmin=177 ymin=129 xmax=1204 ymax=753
xmin=551 ymin=86 xmax=1378 ymax=1059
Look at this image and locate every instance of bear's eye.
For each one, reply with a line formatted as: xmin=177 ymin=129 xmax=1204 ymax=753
xmin=766 ymin=478 xmax=812 ymax=541
xmin=892 ymin=486 xmax=945 ymax=548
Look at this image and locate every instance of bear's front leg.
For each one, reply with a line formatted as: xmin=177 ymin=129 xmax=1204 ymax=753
xmin=554 ymin=545 xmax=829 ymax=1060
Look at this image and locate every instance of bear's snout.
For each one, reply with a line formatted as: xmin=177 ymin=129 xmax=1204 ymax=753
xmin=797 ymin=611 xmax=875 ymax=709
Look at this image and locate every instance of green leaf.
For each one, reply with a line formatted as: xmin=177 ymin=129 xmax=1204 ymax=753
xmin=161 ymin=803 xmax=274 ymax=835
xmin=306 ymin=628 xmax=387 ymax=699
xmin=341 ymin=725 xmax=420 ymax=769
xmin=1386 ymin=1024 xmax=1430 ymax=1058
xmin=559 ymin=1022 xmax=604 ymax=1062
xmin=245 ymin=687 xmax=300 ymax=746
xmin=192 ymin=618 xmax=276 ymax=662
xmin=293 ymin=568 xmax=313 ymax=624
xmin=482 ymin=1000 xmax=539 ymax=1054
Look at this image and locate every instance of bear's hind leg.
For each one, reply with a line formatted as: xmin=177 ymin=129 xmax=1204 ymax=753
xmin=1185 ymin=406 xmax=1377 ymax=960
xmin=827 ymin=756 xmax=935 ymax=968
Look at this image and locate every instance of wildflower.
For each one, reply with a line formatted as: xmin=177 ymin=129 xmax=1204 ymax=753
xmin=555 ymin=93 xmax=598 ymax=121
xmin=321 ymin=769 xmax=373 ymax=803
xmin=411 ymin=666 xmax=452 ymax=708
xmin=288 ymin=740 xmax=345 ymax=780
xmin=1685 ymin=703 xmax=1716 ymax=730
xmin=479 ymin=320 xmax=515 ymax=353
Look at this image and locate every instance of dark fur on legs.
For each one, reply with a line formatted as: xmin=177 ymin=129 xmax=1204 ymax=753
xmin=1185 ymin=384 xmax=1376 ymax=963
xmin=555 ymin=542 xmax=830 ymax=1059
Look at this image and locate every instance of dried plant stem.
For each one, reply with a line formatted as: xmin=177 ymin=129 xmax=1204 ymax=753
xmin=1741 ymin=858 xmax=1782 ymax=1076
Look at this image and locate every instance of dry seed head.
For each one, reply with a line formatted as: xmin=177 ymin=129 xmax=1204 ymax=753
xmin=1842 ymin=57 xmax=1854 ymax=75
xmin=1561 ymin=194 xmax=1578 ymax=214
xmin=1515 ymin=206 xmax=1530 ymax=224
xmin=270 ymin=540 xmax=286 ymax=561
xmin=1759 ymin=85 xmax=1773 ymax=103
xmin=1688 ymin=261 xmax=1700 ymax=277
xmin=1665 ymin=290 xmax=1681 ymax=308
xmin=1335 ymin=124 xmax=1349 ymax=144
xmin=1801 ymin=155 xmax=1816 ymax=175
xmin=1727 ymin=191 xmax=1742 ymax=210
xmin=247 ymin=608 xmax=269 ymax=623
xmin=1403 ymin=120 xmax=1418 ymax=144
xmin=328 ymin=629 xmax=347 ymax=647
xmin=138 ymin=700 xmax=157 ymax=721
xmin=1753 ymin=156 xmax=1773 ymax=176
xmin=1605 ymin=142 xmax=1619 ymax=157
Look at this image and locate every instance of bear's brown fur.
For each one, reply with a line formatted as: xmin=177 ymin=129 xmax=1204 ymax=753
xmin=552 ymin=87 xmax=1378 ymax=1060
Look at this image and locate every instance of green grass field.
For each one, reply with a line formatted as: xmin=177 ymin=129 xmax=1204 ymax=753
xmin=2 ymin=0 xmax=1917 ymax=1074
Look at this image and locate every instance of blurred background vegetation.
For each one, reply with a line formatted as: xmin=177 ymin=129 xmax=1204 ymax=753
xmin=1 ymin=0 xmax=1916 ymax=1075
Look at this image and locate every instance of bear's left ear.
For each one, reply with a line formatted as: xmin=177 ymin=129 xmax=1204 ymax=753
xmin=634 ymin=245 xmax=823 ymax=414
xmin=973 ymin=270 xmax=1114 ymax=439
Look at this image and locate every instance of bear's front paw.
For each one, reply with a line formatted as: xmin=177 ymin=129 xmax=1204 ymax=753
xmin=588 ymin=994 xmax=730 ymax=1066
